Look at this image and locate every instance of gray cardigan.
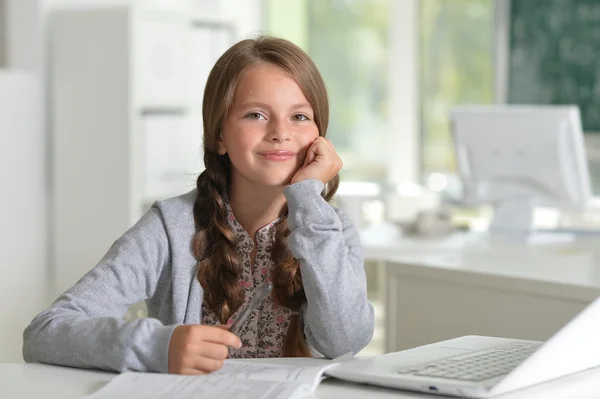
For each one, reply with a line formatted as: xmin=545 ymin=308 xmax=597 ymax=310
xmin=22 ymin=179 xmax=374 ymax=373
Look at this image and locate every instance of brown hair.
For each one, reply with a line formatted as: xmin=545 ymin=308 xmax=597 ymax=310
xmin=192 ymin=36 xmax=339 ymax=357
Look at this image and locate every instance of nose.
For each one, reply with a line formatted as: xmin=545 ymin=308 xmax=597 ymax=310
xmin=270 ymin=135 xmax=289 ymax=143
xmin=267 ymin=119 xmax=290 ymax=143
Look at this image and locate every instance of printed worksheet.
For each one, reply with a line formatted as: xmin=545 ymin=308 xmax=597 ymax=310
xmin=81 ymin=361 xmax=341 ymax=399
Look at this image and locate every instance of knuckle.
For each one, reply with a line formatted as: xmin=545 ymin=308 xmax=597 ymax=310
xmin=183 ymin=326 xmax=201 ymax=344
xmin=178 ymin=325 xmax=190 ymax=336
xmin=218 ymin=345 xmax=229 ymax=359
xmin=207 ymin=359 xmax=224 ymax=372
xmin=182 ymin=368 xmax=203 ymax=376
xmin=182 ymin=333 xmax=194 ymax=346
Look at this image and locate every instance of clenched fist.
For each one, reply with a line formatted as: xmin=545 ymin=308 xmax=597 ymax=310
xmin=290 ymin=137 xmax=342 ymax=184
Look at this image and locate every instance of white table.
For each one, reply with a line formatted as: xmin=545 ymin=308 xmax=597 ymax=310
xmin=0 ymin=359 xmax=428 ymax=399
xmin=4 ymin=359 xmax=600 ymax=399
xmin=361 ymin=224 xmax=600 ymax=352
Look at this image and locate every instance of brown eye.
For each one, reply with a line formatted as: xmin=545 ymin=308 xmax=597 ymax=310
xmin=246 ymin=112 xmax=265 ymax=120
xmin=292 ymin=114 xmax=309 ymax=121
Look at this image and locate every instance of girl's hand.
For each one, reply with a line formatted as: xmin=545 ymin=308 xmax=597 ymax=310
xmin=168 ymin=324 xmax=242 ymax=375
xmin=290 ymin=137 xmax=343 ymax=184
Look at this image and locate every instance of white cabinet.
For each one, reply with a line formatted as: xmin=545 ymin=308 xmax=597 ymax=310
xmin=50 ymin=4 xmax=240 ymax=297
xmin=135 ymin=17 xmax=188 ymax=108
xmin=141 ymin=114 xmax=203 ymax=199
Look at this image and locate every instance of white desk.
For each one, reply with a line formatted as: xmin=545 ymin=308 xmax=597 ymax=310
xmin=0 ymin=359 xmax=419 ymax=399
xmin=4 ymin=359 xmax=600 ymax=399
xmin=361 ymin=224 xmax=600 ymax=352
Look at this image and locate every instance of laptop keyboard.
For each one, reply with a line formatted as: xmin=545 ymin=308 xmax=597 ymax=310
xmin=398 ymin=341 xmax=542 ymax=382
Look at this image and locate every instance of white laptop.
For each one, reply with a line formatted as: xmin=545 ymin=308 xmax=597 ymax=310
xmin=328 ymin=297 xmax=600 ymax=398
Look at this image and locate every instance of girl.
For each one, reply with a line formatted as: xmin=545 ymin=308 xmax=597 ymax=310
xmin=23 ymin=36 xmax=374 ymax=375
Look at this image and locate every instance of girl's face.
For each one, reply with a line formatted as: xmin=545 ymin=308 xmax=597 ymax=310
xmin=219 ymin=64 xmax=319 ymax=188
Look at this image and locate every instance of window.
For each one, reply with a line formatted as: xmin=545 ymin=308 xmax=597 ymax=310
xmin=265 ymin=0 xmax=392 ymax=182
xmin=265 ymin=0 xmax=495 ymax=186
xmin=419 ymin=0 xmax=495 ymax=179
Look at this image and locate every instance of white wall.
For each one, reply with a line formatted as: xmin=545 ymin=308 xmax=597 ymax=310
xmin=0 ymin=0 xmax=6 ymax=67
xmin=0 ymin=0 xmax=41 ymax=69
xmin=0 ymin=72 xmax=46 ymax=362
xmin=0 ymin=0 xmax=47 ymax=363
xmin=5 ymin=0 xmax=41 ymax=70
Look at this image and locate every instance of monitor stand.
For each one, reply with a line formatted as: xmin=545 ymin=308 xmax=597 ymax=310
xmin=489 ymin=198 xmax=534 ymax=234
xmin=489 ymin=199 xmax=575 ymax=245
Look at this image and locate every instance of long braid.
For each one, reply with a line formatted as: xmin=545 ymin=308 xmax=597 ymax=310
xmin=192 ymin=152 xmax=244 ymax=323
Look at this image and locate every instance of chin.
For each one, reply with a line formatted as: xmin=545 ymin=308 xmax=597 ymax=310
xmin=255 ymin=173 xmax=294 ymax=187
xmin=259 ymin=178 xmax=292 ymax=187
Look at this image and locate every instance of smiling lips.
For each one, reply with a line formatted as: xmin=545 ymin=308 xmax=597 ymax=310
xmin=258 ymin=150 xmax=296 ymax=161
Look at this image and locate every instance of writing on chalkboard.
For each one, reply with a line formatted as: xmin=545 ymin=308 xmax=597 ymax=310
xmin=508 ymin=0 xmax=600 ymax=131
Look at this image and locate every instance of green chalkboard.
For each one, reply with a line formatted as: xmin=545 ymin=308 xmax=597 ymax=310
xmin=508 ymin=0 xmax=600 ymax=131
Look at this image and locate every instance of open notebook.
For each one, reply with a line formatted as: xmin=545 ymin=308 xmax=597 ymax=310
xmin=82 ymin=359 xmax=343 ymax=399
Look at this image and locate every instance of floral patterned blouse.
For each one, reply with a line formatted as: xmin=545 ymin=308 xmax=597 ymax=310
xmin=200 ymin=201 xmax=296 ymax=358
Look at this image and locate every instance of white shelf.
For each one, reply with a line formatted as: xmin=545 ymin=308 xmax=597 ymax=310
xmin=190 ymin=15 xmax=235 ymax=27
xmin=137 ymin=105 xmax=189 ymax=114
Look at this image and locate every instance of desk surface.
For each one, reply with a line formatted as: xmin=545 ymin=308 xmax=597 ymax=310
xmin=0 ymin=359 xmax=418 ymax=399
xmin=361 ymin=223 xmax=600 ymax=298
xmin=4 ymin=359 xmax=600 ymax=399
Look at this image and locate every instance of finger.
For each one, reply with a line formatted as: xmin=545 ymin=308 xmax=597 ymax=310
xmin=312 ymin=137 xmax=330 ymax=153
xmin=325 ymin=139 xmax=339 ymax=156
xmin=325 ymin=138 xmax=337 ymax=151
xmin=305 ymin=147 xmax=317 ymax=166
xmin=177 ymin=368 xmax=209 ymax=376
xmin=323 ymin=138 xmax=342 ymax=166
xmin=195 ymin=326 xmax=242 ymax=348
xmin=196 ymin=342 xmax=230 ymax=361
xmin=189 ymin=357 xmax=225 ymax=374
xmin=313 ymin=138 xmax=336 ymax=162
xmin=303 ymin=140 xmax=320 ymax=167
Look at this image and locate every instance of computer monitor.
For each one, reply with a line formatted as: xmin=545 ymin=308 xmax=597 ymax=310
xmin=450 ymin=105 xmax=592 ymax=236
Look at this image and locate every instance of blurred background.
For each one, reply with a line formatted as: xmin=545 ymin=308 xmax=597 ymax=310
xmin=3 ymin=0 xmax=600 ymax=362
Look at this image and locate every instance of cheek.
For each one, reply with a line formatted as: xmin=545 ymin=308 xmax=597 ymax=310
xmin=298 ymin=126 xmax=319 ymax=147
xmin=226 ymin=138 xmax=253 ymax=161
xmin=224 ymin=127 xmax=258 ymax=154
xmin=295 ymin=128 xmax=319 ymax=165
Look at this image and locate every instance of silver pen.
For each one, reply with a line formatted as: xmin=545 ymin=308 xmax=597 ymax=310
xmin=229 ymin=282 xmax=273 ymax=336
